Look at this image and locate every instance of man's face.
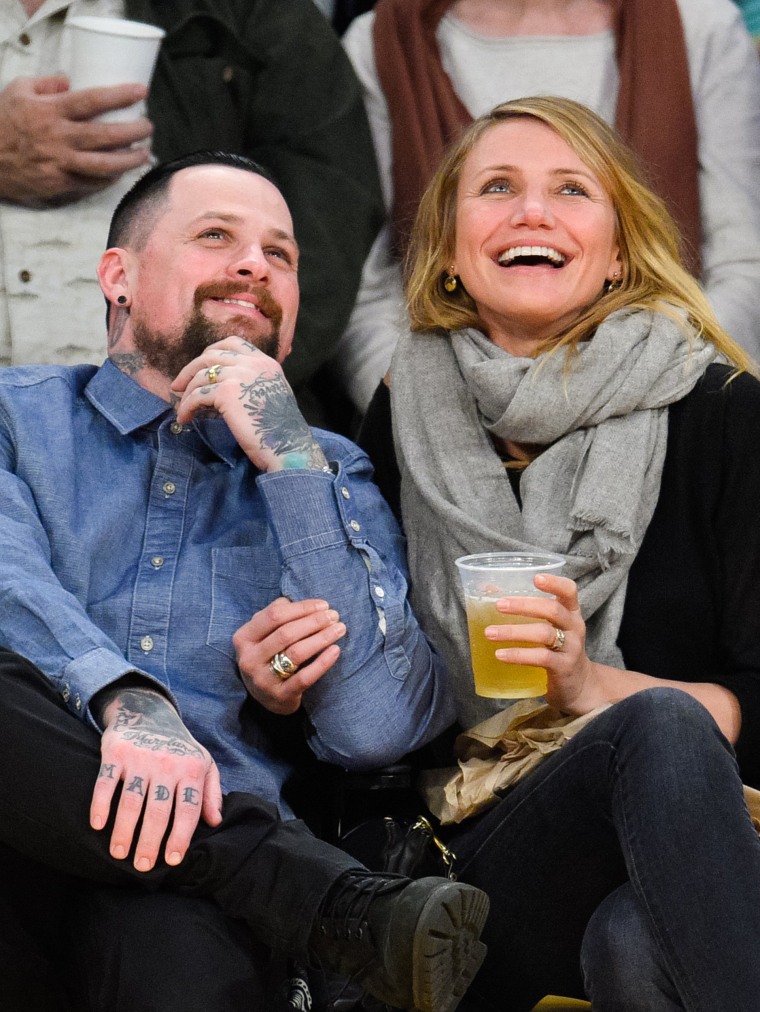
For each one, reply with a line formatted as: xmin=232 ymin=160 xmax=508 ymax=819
xmin=121 ymin=165 xmax=300 ymax=377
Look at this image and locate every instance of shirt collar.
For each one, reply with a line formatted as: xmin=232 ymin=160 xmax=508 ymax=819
xmin=84 ymin=359 xmax=243 ymax=467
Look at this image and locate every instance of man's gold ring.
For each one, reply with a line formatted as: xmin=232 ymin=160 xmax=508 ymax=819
xmin=269 ymin=652 xmax=299 ymax=680
xmin=206 ymin=364 xmax=221 ymax=384
xmin=550 ymin=627 xmax=566 ymax=652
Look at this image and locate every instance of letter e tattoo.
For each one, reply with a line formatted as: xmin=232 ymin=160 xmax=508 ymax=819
xmin=182 ymin=786 xmax=199 ymax=806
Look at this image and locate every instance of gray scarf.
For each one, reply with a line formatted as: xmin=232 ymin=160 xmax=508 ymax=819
xmin=391 ymin=308 xmax=715 ymax=729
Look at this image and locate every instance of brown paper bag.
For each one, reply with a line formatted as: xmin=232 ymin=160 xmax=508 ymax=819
xmin=419 ymin=700 xmax=760 ymax=829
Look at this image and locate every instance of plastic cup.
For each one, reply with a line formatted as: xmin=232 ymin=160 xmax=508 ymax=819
xmin=455 ymin=552 xmax=566 ymax=698
xmin=66 ymin=16 xmax=165 ymax=122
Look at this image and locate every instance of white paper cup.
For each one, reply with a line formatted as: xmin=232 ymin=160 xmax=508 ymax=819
xmin=67 ymin=16 xmax=165 ymax=122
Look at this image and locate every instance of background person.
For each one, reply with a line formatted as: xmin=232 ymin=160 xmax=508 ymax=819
xmin=356 ymin=96 xmax=760 ymax=1010
xmin=336 ymin=0 xmax=760 ymax=415
xmin=0 ymin=0 xmax=383 ymax=427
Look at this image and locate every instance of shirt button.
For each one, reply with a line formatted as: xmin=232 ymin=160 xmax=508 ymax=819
xmin=74 ymin=694 xmax=82 ymax=711
xmin=222 ymin=65 xmax=234 ymax=83
xmin=349 ymin=520 xmax=361 ymax=532
xmin=374 ymin=586 xmax=385 ymax=599
xmin=140 ymin=635 xmax=154 ymax=652
xmin=163 ymin=481 xmax=176 ymax=495
xmin=340 ymin=486 xmax=351 ymax=499
xmin=19 ymin=33 xmax=31 ymax=46
xmin=150 ymin=555 xmax=164 ymax=569
xmin=19 ymin=269 xmax=31 ymax=283
xmin=170 ymin=422 xmax=183 ymax=435
xmin=61 ymin=684 xmax=71 ymax=702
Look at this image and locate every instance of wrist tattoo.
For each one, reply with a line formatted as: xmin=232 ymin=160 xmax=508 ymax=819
xmin=239 ymin=372 xmax=327 ymax=468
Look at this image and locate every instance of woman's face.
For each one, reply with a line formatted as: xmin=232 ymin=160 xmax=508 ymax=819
xmin=454 ymin=118 xmax=622 ymax=356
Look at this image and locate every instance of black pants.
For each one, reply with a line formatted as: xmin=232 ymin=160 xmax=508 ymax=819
xmin=0 ymin=649 xmax=361 ymax=1011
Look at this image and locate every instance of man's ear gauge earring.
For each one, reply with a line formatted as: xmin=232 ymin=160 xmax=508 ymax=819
xmin=117 ymin=295 xmax=128 ymax=305
xmin=444 ymin=267 xmax=458 ymax=293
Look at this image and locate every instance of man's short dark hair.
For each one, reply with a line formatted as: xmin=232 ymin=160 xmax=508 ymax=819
xmin=106 ymin=151 xmax=278 ymax=252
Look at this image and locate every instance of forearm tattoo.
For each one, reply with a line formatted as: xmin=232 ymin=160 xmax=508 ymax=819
xmin=239 ymin=371 xmax=327 ymax=468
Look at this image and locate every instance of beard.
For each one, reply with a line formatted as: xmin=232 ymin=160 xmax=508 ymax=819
xmin=131 ymin=280 xmax=283 ymax=379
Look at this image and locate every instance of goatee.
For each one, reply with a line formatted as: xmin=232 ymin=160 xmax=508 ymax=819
xmin=132 ymin=281 xmax=282 ymax=378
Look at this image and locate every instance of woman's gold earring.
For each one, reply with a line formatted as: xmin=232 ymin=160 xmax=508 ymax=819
xmin=606 ymin=270 xmax=622 ymax=293
xmin=444 ymin=267 xmax=458 ymax=293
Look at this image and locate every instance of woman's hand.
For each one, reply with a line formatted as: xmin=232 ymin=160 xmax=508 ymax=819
xmin=486 ymin=574 xmax=606 ymax=714
xmin=233 ymin=598 xmax=346 ymax=715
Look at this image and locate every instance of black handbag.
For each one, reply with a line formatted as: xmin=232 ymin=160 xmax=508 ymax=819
xmin=336 ymin=763 xmax=457 ymax=880
xmin=341 ymin=812 xmax=457 ymax=879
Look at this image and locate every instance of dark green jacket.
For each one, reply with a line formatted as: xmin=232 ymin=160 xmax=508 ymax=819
xmin=126 ymin=0 xmax=384 ymax=422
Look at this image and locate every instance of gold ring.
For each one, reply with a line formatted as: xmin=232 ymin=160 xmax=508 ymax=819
xmin=269 ymin=651 xmax=299 ymax=680
xmin=550 ymin=627 xmax=566 ymax=652
xmin=206 ymin=364 xmax=221 ymax=384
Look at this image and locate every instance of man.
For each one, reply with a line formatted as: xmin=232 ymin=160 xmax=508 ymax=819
xmin=0 ymin=0 xmax=382 ymax=425
xmin=0 ymin=151 xmax=488 ymax=1011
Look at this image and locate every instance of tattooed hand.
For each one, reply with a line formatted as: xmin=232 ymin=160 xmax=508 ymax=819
xmin=170 ymin=337 xmax=328 ymax=472
xmin=90 ymin=686 xmax=222 ymax=872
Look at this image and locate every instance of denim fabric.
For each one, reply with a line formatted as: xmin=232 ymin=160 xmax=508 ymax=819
xmin=0 ymin=362 xmax=454 ymax=811
xmin=450 ymin=689 xmax=760 ymax=1012
xmin=581 ymin=883 xmax=683 ymax=1011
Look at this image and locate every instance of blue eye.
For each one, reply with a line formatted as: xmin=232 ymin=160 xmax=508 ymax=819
xmin=560 ymin=182 xmax=590 ymax=197
xmin=481 ymin=179 xmax=511 ymax=195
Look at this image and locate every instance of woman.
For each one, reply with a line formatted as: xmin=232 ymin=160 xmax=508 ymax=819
xmin=359 ymin=96 xmax=760 ymax=1010
xmin=336 ymin=0 xmax=760 ymax=415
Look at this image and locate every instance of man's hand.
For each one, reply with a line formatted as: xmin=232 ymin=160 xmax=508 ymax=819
xmin=90 ymin=686 xmax=223 ymax=872
xmin=0 ymin=75 xmax=153 ymax=205
xmin=171 ymin=337 xmax=328 ymax=472
xmin=234 ymin=598 xmax=346 ymax=715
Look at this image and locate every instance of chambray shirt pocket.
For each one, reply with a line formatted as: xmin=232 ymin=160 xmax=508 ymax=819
xmin=207 ymin=546 xmax=282 ymax=660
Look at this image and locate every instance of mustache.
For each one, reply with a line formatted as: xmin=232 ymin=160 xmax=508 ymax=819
xmin=193 ymin=281 xmax=283 ymax=328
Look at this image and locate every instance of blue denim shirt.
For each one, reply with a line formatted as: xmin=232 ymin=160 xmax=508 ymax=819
xmin=0 ymin=362 xmax=455 ymax=815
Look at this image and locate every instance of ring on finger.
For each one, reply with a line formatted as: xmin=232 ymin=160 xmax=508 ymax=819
xmin=550 ymin=627 xmax=566 ymax=652
xmin=269 ymin=651 xmax=299 ymax=680
xmin=206 ymin=364 xmax=221 ymax=384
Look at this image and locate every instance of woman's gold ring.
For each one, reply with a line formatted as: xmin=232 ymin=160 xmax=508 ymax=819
xmin=550 ymin=627 xmax=566 ymax=652
xmin=206 ymin=364 xmax=221 ymax=384
xmin=269 ymin=651 xmax=299 ymax=680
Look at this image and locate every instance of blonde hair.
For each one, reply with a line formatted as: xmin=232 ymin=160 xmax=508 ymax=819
xmin=406 ymin=96 xmax=755 ymax=373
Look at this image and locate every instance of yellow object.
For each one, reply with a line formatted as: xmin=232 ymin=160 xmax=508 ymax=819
xmin=532 ymin=999 xmax=591 ymax=1010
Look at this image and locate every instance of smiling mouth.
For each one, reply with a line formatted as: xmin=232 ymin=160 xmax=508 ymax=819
xmin=212 ymin=297 xmax=268 ymax=317
xmin=497 ymin=246 xmax=567 ymax=268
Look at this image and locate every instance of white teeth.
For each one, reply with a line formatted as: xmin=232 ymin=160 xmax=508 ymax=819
xmin=221 ymin=298 xmax=258 ymax=309
xmin=497 ymin=246 xmax=566 ymax=265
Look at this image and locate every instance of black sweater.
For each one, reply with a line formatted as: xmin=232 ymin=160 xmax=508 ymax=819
xmin=358 ymin=365 xmax=760 ymax=787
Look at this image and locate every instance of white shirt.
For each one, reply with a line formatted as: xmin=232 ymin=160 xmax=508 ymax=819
xmin=0 ymin=0 xmax=150 ymax=366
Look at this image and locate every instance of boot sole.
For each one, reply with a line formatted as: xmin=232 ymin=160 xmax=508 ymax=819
xmin=409 ymin=880 xmax=490 ymax=1012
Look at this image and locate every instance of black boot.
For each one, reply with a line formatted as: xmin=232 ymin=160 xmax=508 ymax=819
xmin=308 ymin=872 xmax=489 ymax=1012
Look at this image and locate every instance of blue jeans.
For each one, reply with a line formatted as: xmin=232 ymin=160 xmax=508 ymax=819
xmin=449 ymin=688 xmax=760 ymax=1012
